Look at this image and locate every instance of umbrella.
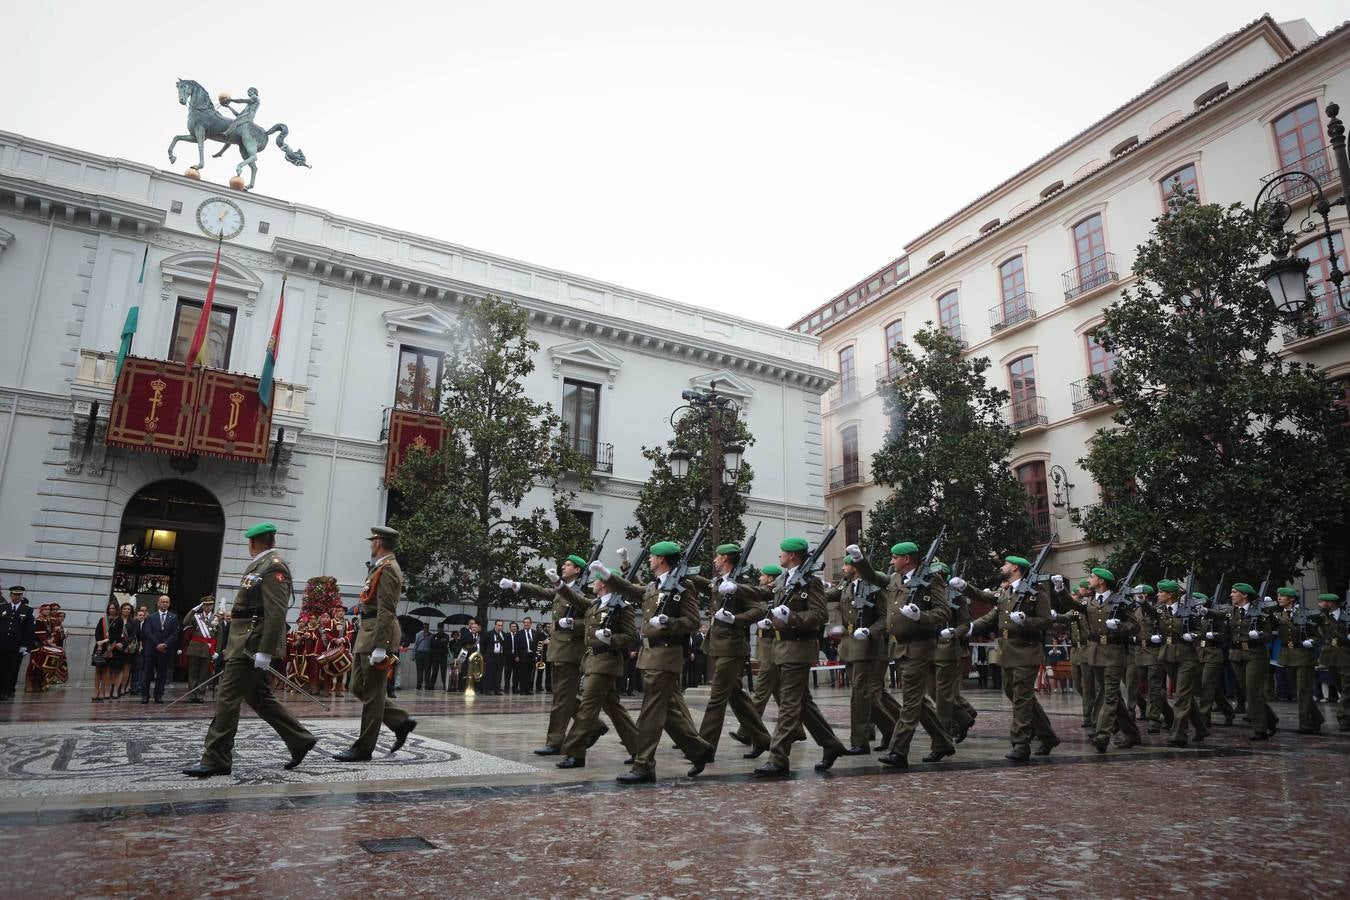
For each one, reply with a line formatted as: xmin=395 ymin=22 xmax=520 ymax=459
xmin=441 ymin=613 xmax=473 ymax=625
xmin=408 ymin=606 xmax=443 ymax=617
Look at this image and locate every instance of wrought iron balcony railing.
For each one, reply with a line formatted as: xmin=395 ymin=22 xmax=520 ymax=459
xmin=1062 ymin=252 xmax=1119 ymax=300
xmin=826 ymin=378 xmax=861 ymax=411
xmin=1003 ymin=395 xmax=1048 ymax=431
xmin=828 ymin=461 xmax=864 ymax=491
xmin=1069 ymin=373 xmax=1115 ymax=413
xmin=989 ymin=293 xmax=1037 ymax=333
xmin=570 ymin=438 xmax=614 ymax=474
xmin=1281 ymin=308 xmax=1350 ymax=344
xmin=1261 ymin=146 xmax=1338 ymax=204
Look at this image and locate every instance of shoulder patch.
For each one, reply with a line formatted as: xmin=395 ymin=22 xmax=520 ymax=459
xmin=273 ymin=572 xmax=287 ymax=582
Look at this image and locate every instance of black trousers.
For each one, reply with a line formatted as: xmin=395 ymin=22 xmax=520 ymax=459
xmin=514 ymin=659 xmax=535 ymax=692
xmin=0 ymin=649 xmax=22 ymax=697
xmin=142 ymin=652 xmax=172 ymax=700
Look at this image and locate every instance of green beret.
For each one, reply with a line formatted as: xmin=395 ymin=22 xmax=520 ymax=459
xmin=650 ymin=541 xmax=682 ymax=557
xmin=1157 ymin=579 xmax=1180 ymax=592
xmin=1091 ymin=567 xmax=1115 ymax=583
xmin=1318 ymin=593 xmax=1340 ymax=602
xmin=245 ymin=522 xmax=277 ymax=539
xmin=761 ymin=564 xmax=783 ymax=576
xmin=1191 ymin=592 xmax=1209 ymax=602
xmin=1134 ymin=584 xmax=1155 ymax=594
xmin=715 ymin=543 xmax=741 ymax=556
xmin=1078 ymin=579 xmax=1091 ymax=589
xmin=1232 ymin=582 xmax=1256 ymax=595
xmin=931 ymin=561 xmax=951 ymax=575
xmin=565 ymin=555 xmax=587 ymax=570
xmin=779 ymin=537 xmax=809 ymax=553
xmin=1005 ymin=555 xmax=1031 ymax=569
xmin=1276 ymin=587 xmax=1297 ymax=598
xmin=890 ymin=541 xmax=919 ymax=556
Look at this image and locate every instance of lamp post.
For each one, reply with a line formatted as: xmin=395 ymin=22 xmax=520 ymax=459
xmin=1253 ymin=102 xmax=1350 ymax=317
xmin=668 ymin=381 xmax=744 ymax=551
xmin=1049 ymin=464 xmax=1074 ymax=520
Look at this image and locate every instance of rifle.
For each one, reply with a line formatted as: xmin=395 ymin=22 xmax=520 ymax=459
xmin=623 ymin=544 xmax=646 ymax=582
xmin=587 ymin=529 xmax=609 ymax=567
xmin=1178 ymin=565 xmax=1200 ymax=629
xmin=1247 ymin=569 xmax=1274 ymax=620
xmin=903 ymin=525 xmax=947 ymax=594
xmin=1011 ymin=534 xmax=1056 ymax=612
xmin=1106 ymin=552 xmax=1145 ymax=616
xmin=658 ymin=514 xmax=711 ymax=617
xmin=728 ymin=521 xmax=761 ymax=582
xmin=783 ymin=515 xmax=847 ymax=595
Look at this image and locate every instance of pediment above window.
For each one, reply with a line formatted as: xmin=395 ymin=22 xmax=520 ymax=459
xmin=547 ymin=339 xmax=623 ymax=387
xmin=160 ymin=250 xmax=264 ymax=315
xmin=383 ymin=304 xmax=457 ymax=346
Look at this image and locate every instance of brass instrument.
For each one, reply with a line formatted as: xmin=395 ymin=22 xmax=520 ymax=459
xmin=536 ymin=638 xmax=549 ymax=670
xmin=464 ymin=649 xmax=485 ymax=695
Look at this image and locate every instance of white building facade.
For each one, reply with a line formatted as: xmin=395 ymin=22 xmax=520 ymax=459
xmin=0 ymin=131 xmax=836 ymax=670
xmin=791 ymin=16 xmax=1350 ymax=578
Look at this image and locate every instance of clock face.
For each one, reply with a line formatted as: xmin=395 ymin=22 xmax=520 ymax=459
xmin=196 ymin=197 xmax=245 ymax=240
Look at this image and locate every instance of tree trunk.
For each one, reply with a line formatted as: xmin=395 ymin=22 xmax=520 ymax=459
xmin=476 ymin=583 xmax=492 ymax=630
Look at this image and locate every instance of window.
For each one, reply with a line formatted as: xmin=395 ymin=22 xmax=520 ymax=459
xmin=1296 ymin=232 xmax=1347 ymax=323
xmin=1007 ymin=355 xmax=1041 ymax=427
xmin=1073 ymin=214 xmax=1107 ymax=273
xmin=561 ymin=379 xmax=601 ymax=459
xmin=568 ymin=509 xmax=594 ymax=538
xmin=883 ymin=320 xmax=904 ymax=378
xmin=1193 ymin=82 xmax=1228 ymax=108
xmin=838 ymin=346 xmax=857 ymax=393
xmin=1086 ymin=333 xmax=1116 ymax=376
xmin=1160 ymin=164 xmax=1200 ymax=204
xmin=843 ymin=510 xmax=863 ymax=551
xmin=938 ymin=290 xmax=961 ymax=341
xmin=170 ymin=298 xmax=236 ymax=369
xmin=395 ymin=345 xmax=443 ymax=413
xmin=841 ymin=425 xmax=859 ymax=482
xmin=1016 ymin=461 xmax=1051 ymax=541
xmin=1273 ymin=101 xmax=1323 ymax=169
xmin=999 ymin=256 xmax=1029 ymax=322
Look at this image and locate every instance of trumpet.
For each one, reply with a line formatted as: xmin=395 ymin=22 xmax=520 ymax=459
xmin=536 ymin=638 xmax=549 ymax=670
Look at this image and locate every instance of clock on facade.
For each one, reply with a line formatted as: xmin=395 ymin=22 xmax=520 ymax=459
xmin=195 ymin=197 xmax=245 ymax=240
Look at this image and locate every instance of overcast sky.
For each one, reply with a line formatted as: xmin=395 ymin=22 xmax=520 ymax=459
xmin=7 ymin=1 xmax=1342 ymax=330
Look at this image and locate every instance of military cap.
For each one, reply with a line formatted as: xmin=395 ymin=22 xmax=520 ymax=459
xmin=1157 ymin=579 xmax=1181 ymax=592
xmin=1317 ymin=593 xmax=1340 ymax=602
xmin=366 ymin=525 xmax=399 ymax=547
xmin=1005 ymin=555 xmax=1031 ymax=569
xmin=565 ymin=554 xmax=587 ymax=569
xmin=1191 ymin=592 xmax=1209 ymax=602
xmin=1078 ymin=578 xmax=1091 ymax=589
xmin=1133 ymin=584 xmax=1155 ymax=595
xmin=932 ymin=561 xmax=951 ymax=576
xmin=1276 ymin=587 xmax=1297 ymax=598
xmin=890 ymin=541 xmax=919 ymax=556
xmin=761 ymin=564 xmax=783 ymax=576
xmin=779 ymin=537 xmax=809 ymax=553
xmin=1232 ymin=582 xmax=1256 ymax=595
xmin=650 ymin=540 xmax=682 ymax=557
xmin=1091 ymin=567 xmax=1115 ymax=583
xmin=244 ymin=522 xmax=277 ymax=539
xmin=715 ymin=543 xmax=741 ymax=556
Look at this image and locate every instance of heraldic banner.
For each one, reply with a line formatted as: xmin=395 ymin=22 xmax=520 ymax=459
xmin=190 ymin=369 xmax=274 ymax=462
xmin=106 ymin=356 xmax=199 ymax=455
xmin=385 ymin=409 xmax=447 ymax=482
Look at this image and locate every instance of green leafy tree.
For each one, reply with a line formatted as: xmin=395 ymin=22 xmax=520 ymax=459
xmin=390 ymin=295 xmax=593 ymax=624
xmin=624 ymin=413 xmax=755 ymax=578
xmin=1076 ymin=194 xmax=1350 ymax=587
xmin=865 ymin=325 xmax=1038 ymax=586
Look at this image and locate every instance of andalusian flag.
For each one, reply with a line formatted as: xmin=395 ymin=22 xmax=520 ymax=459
xmin=184 ymin=233 xmax=223 ymax=371
xmin=259 ymin=275 xmax=285 ymax=408
xmin=114 ymin=245 xmax=149 ymax=382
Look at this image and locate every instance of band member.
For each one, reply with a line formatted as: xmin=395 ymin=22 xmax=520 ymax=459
xmin=1154 ymin=580 xmax=1207 ymax=746
xmin=1316 ymin=593 xmax=1350 ymax=731
xmin=500 ymin=554 xmax=590 ymax=755
xmin=333 ymin=526 xmax=417 ymax=761
xmin=183 ymin=523 xmax=318 ymax=777
xmin=180 ymin=597 xmax=219 ymax=702
xmin=1274 ymin=587 xmax=1323 ymax=734
xmin=825 ymin=556 xmax=895 ymax=754
xmin=1222 ymin=583 xmax=1276 ymax=740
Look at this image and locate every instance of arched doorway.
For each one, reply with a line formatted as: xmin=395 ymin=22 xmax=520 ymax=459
xmin=111 ymin=480 xmax=225 ymax=618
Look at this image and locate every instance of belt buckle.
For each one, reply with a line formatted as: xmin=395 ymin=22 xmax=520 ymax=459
xmin=1099 ymin=636 xmax=1107 ymax=645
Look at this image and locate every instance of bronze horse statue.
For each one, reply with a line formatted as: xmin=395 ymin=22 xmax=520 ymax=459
xmin=167 ymin=79 xmax=310 ymax=190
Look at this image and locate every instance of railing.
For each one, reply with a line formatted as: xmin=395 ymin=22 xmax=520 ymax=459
xmin=1003 ymin=395 xmax=1048 ymax=431
xmin=828 ymin=461 xmax=864 ymax=491
xmin=1261 ymin=146 xmax=1338 ymax=203
xmin=940 ymin=322 xmax=969 ymax=348
xmin=1028 ymin=508 xmax=1053 ymax=544
xmin=1282 ymin=308 xmax=1350 ymax=344
xmin=874 ymin=361 xmax=903 ymax=387
xmin=1063 ymin=252 xmax=1118 ymax=300
xmin=989 ymin=293 xmax=1037 ymax=333
xmin=1069 ymin=373 xmax=1114 ymax=412
xmin=826 ymin=378 xmax=860 ymax=411
xmin=570 ymin=438 xmax=614 ymax=474
xmin=74 ymin=348 xmax=308 ymax=417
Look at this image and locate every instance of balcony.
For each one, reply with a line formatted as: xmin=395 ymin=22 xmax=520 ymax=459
xmin=1062 ymin=252 xmax=1119 ymax=301
xmin=989 ymin=293 xmax=1037 ymax=334
xmin=1003 ymin=395 xmax=1048 ymax=432
xmin=826 ymin=378 xmax=861 ymax=411
xmin=73 ymin=349 xmax=308 ymax=418
xmin=828 ymin=461 xmax=865 ymax=492
xmin=570 ymin=438 xmax=614 ymax=474
xmin=1027 ymin=508 xmax=1053 ymax=544
xmin=1261 ymin=146 xmax=1339 ymax=204
xmin=1282 ymin=308 xmax=1350 ymax=346
xmin=1070 ymin=372 xmax=1115 ymax=413
xmin=874 ymin=361 xmax=904 ymax=389
xmin=940 ymin=322 xmax=969 ymax=349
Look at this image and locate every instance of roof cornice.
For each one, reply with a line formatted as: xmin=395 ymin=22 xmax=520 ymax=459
xmin=0 ymin=172 xmax=165 ymax=235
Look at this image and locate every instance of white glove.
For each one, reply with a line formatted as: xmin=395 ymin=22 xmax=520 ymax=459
xmin=1301 ymin=638 xmax=1314 ymax=649
xmin=19 ymin=647 xmax=29 ymax=655
xmin=949 ymin=576 xmax=967 ymax=591
xmin=253 ymin=652 xmax=272 ymax=670
xmin=545 ymin=568 xmax=559 ymax=584
xmin=940 ymin=627 xmax=955 ymax=639
xmin=758 ymin=618 xmax=774 ymax=629
xmin=1205 ymin=631 xmax=1216 ymax=640
xmin=1105 ymin=618 xmax=1120 ymax=630
xmin=717 ymin=580 xmax=738 ymax=596
xmin=594 ymin=628 xmax=611 ymax=644
xmin=498 ymin=577 xmax=517 ymax=591
xmin=1049 ymin=609 xmax=1058 ymax=620
xmin=1149 ymin=634 xmax=1162 ymax=645
xmin=177 ymin=650 xmax=183 ymax=655
xmin=1183 ymin=632 xmax=1197 ymax=642
xmin=845 ymin=543 xmax=862 ymax=562
xmin=853 ymin=627 xmax=870 ymax=640
xmin=900 ymin=603 xmax=921 ymax=621
xmin=558 ymin=617 xmax=575 ymax=630
xmin=1009 ymin=611 xmax=1027 ymax=625
xmin=1051 ymin=574 xmax=1064 ymax=590
xmin=649 ymin=615 xmax=668 ymax=629
xmin=588 ymin=560 xmax=611 ymax=579
xmin=1263 ymin=596 xmax=1272 ymax=605
xmin=616 ymin=546 xmax=629 ymax=562
xmin=772 ymin=604 xmax=791 ymax=621
xmin=370 ymin=648 xmax=387 ymax=664
xmin=1248 ymin=630 xmax=1261 ymax=640
xmin=714 ymin=608 xmax=736 ymax=624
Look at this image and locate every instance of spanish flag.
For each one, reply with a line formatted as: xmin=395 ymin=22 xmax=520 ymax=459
xmin=259 ymin=275 xmax=285 ymax=408
xmin=184 ymin=233 xmax=223 ymax=371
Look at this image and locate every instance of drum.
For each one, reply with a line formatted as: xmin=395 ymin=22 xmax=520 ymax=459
xmin=317 ymin=645 xmax=353 ymax=676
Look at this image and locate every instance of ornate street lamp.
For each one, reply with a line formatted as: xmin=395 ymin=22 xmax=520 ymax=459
xmin=1050 ymin=464 xmax=1074 ymax=520
xmin=1252 ymin=102 xmax=1350 ymax=316
xmin=668 ymin=381 xmax=744 ymax=550
xmin=668 ymin=448 xmax=692 ymax=480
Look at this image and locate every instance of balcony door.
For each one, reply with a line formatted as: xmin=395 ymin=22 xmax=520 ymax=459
xmin=1072 ymin=214 xmax=1109 ymax=289
xmin=1008 ymin=355 xmax=1038 ymax=427
xmin=562 ymin=378 xmax=601 ymax=462
xmin=999 ymin=256 xmax=1028 ymax=324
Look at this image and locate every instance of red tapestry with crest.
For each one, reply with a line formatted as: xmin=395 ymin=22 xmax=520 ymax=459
xmin=190 ymin=369 xmax=274 ymax=462
xmin=105 ymin=357 xmax=199 ymax=455
xmin=385 ymin=409 xmax=446 ymax=483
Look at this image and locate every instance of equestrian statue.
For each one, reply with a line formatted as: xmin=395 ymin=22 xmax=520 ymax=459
xmin=167 ymin=79 xmax=311 ymax=191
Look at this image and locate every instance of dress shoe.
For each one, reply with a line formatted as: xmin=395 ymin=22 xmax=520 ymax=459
xmin=1147 ymin=725 xmax=1161 ymax=734
xmin=616 ymin=769 xmax=655 ymax=784
xmin=556 ymin=756 xmax=585 ymax=769
xmin=1114 ymin=737 xmax=1141 ymax=749
xmin=1005 ymin=748 xmax=1030 ymax=762
xmin=182 ymin=763 xmax=231 ymax=778
xmin=842 ymin=745 xmax=870 ymax=756
xmin=922 ymin=746 xmax=956 ymax=763
xmin=687 ymin=753 xmax=712 ymax=777
xmin=285 ymin=737 xmax=318 ymax=770
xmin=623 ymin=755 xmax=635 ymax=765
xmin=742 ymin=745 xmax=768 ymax=760
xmin=1090 ymin=735 xmax=1109 ymax=754
xmin=877 ymin=752 xmax=908 ymax=769
xmin=391 ymin=719 xmax=417 ymax=753
xmin=752 ymin=762 xmax=790 ymax=777
xmin=534 ymin=745 xmax=561 ymax=756
xmin=815 ymin=746 xmax=844 ymax=772
xmin=331 ymin=748 xmax=374 ymax=762
xmin=1248 ymin=733 xmax=1268 ymax=741
xmin=791 ymin=731 xmax=807 ymax=742
xmin=954 ymin=727 xmax=968 ymax=744
xmin=1223 ymin=712 xmax=1235 ymax=726
xmin=587 ymin=723 xmax=610 ymax=749
xmin=1193 ymin=731 xmax=1208 ymax=743
xmin=1166 ymin=738 xmax=1188 ymax=748
xmin=729 ymin=731 xmax=751 ymax=745
xmin=1034 ymin=737 xmax=1060 ymax=756
xmin=153 ymin=698 xmax=162 ymax=704
xmin=1080 ymin=720 xmax=1093 ymax=729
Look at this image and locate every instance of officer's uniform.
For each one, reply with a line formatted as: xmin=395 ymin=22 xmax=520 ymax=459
xmin=1274 ymin=590 xmax=1323 ymax=733
xmin=558 ymin=586 xmax=639 ymax=763
xmin=1060 ymin=576 xmax=1141 ymax=749
xmin=692 ymin=562 xmax=772 ymax=756
xmin=826 ymin=573 xmax=895 ymax=750
xmin=1052 ymin=582 xmax=1100 ymax=728
xmin=1316 ymin=595 xmax=1350 ymax=731
xmin=518 ymin=578 xmax=588 ymax=751
xmin=346 ymin=531 xmax=412 ymax=756
xmin=0 ymin=590 xmax=36 ymax=700
xmin=1129 ymin=595 xmax=1175 ymax=732
xmin=1191 ymin=595 xmax=1236 ymax=727
xmin=182 ymin=601 xmax=219 ymax=701
xmin=1222 ymin=587 xmax=1276 ymax=739
xmin=932 ymin=575 xmax=977 ymax=742
xmin=1155 ymin=584 xmax=1206 ymax=745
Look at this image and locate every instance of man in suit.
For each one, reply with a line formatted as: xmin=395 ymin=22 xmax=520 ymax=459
xmin=506 ymin=621 xmax=520 ymax=692
xmin=0 ymin=586 xmax=36 ymax=700
xmin=483 ymin=620 xmax=509 ymax=694
xmin=515 ymin=616 xmax=539 ymax=694
xmin=183 ymin=523 xmax=318 ymax=777
xmin=430 ymin=623 xmax=451 ymax=690
xmin=141 ymin=594 xmax=180 ymax=704
xmin=333 ymin=526 xmax=417 ymax=761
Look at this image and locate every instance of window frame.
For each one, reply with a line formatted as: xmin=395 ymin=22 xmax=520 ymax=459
xmin=883 ymin=319 xmax=904 ymax=378
xmin=1272 ymin=100 xmax=1324 ymax=169
xmin=169 ymin=297 xmax=237 ymax=370
xmin=1159 ymin=163 xmax=1201 ymax=205
xmin=394 ymin=344 xmax=445 ymax=413
xmin=998 ymin=256 xmax=1028 ymax=321
xmin=838 ymin=345 xmax=857 ymax=393
xmin=561 ymin=377 xmax=602 ymax=458
xmin=1295 ymin=230 xmax=1347 ymax=323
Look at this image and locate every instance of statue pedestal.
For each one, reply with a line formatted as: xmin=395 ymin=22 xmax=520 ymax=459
xmin=228 ymin=176 xmax=247 ymax=191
